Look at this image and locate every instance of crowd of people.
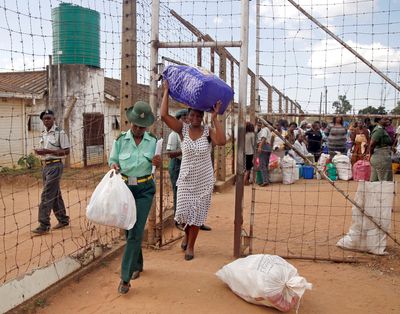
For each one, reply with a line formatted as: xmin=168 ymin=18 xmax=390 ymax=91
xmin=245 ymin=116 xmax=399 ymax=186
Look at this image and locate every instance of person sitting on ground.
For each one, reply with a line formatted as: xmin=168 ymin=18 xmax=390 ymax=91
xmin=271 ymin=120 xmax=287 ymax=160
xmin=289 ymin=133 xmax=309 ymax=164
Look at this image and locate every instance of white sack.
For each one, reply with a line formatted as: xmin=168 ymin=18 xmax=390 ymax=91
xmin=336 ymin=181 xmax=394 ymax=255
xmin=216 ymin=254 xmax=312 ymax=312
xmin=332 ymin=153 xmax=352 ymax=180
xmin=281 ymin=155 xmax=297 ymax=185
xmin=86 ymin=169 xmax=137 ymax=230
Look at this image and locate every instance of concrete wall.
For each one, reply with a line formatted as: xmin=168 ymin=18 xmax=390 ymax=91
xmin=49 ymin=64 xmax=106 ymax=167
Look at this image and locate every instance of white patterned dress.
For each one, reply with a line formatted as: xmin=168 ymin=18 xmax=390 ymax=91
xmin=175 ymin=123 xmax=215 ymax=227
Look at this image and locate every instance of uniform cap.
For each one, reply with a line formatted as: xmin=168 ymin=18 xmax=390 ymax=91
xmin=126 ymin=101 xmax=155 ymax=127
xmin=40 ymin=109 xmax=55 ymax=120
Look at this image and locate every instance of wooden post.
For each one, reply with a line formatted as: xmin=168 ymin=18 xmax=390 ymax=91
xmin=119 ymin=1 xmax=139 ymax=239
xmin=279 ymin=94 xmax=282 ymax=114
xmin=285 ymin=96 xmax=289 ymax=114
xmin=63 ymin=97 xmax=77 ymax=168
xmin=197 ymin=37 xmax=202 ymax=67
xmin=216 ymin=51 xmax=227 ymax=182
xmin=268 ymin=86 xmax=273 ymax=113
xmin=250 ymin=74 xmax=256 ymax=124
xmin=231 ymin=61 xmax=235 ymax=175
xmin=120 ymin=0 xmax=138 ymax=131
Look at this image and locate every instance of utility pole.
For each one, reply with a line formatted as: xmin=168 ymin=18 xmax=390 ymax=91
xmin=325 ymin=86 xmax=328 ymax=115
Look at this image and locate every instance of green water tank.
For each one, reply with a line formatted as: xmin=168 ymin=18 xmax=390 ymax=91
xmin=52 ymin=3 xmax=100 ymax=67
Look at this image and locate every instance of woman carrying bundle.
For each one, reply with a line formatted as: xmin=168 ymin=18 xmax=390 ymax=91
xmin=160 ymin=80 xmax=226 ymax=261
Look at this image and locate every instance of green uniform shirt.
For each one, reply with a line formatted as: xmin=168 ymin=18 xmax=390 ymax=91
xmin=109 ymin=130 xmax=156 ymax=177
xmin=371 ymin=125 xmax=392 ymax=149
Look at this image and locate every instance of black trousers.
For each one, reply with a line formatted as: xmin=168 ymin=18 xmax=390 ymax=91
xmin=38 ymin=162 xmax=69 ymax=228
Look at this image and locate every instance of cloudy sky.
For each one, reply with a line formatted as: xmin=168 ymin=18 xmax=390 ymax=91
xmin=1 ymin=0 xmax=399 ymax=113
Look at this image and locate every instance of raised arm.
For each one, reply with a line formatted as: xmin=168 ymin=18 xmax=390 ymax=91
xmin=160 ymin=80 xmax=183 ymax=134
xmin=209 ymin=100 xmax=227 ymax=146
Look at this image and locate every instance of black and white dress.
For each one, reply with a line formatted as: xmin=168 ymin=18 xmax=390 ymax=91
xmin=175 ymin=123 xmax=214 ymax=227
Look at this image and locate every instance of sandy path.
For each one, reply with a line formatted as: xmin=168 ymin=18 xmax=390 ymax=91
xmin=35 ymin=186 xmax=400 ymax=314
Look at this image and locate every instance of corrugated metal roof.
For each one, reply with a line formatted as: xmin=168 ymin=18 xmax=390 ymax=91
xmin=0 ymin=71 xmax=120 ymax=100
xmin=0 ymin=71 xmax=47 ymax=97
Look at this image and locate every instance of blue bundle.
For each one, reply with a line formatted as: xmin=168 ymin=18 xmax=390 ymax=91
xmin=163 ymin=65 xmax=234 ymax=114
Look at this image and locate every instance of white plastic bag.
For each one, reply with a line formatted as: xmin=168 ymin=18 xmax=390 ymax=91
xmin=216 ymin=254 xmax=312 ymax=312
xmin=86 ymin=170 xmax=137 ymax=230
xmin=336 ymin=181 xmax=394 ymax=255
xmin=281 ymin=155 xmax=297 ymax=185
xmin=332 ymin=153 xmax=352 ymax=180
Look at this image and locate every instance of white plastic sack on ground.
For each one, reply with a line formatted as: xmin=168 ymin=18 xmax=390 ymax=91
xmin=86 ymin=169 xmax=137 ymax=230
xmin=336 ymin=181 xmax=394 ymax=255
xmin=317 ymin=153 xmax=330 ymax=180
xmin=318 ymin=153 xmax=330 ymax=169
xmin=332 ymin=153 xmax=352 ymax=180
xmin=216 ymin=254 xmax=312 ymax=312
xmin=281 ymin=155 xmax=297 ymax=185
xmin=270 ymin=167 xmax=283 ymax=183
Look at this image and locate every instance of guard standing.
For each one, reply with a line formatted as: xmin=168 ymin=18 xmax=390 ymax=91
xmin=109 ymin=101 xmax=161 ymax=294
xmin=32 ymin=110 xmax=70 ymax=235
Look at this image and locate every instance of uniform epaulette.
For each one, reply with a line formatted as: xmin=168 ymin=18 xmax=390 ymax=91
xmin=116 ymin=131 xmax=127 ymax=140
xmin=147 ymin=132 xmax=157 ymax=140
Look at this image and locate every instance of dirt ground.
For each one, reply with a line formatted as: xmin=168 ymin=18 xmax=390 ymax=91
xmin=31 ymin=185 xmax=400 ymax=314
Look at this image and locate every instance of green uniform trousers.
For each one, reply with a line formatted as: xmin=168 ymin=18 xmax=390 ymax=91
xmin=121 ymin=179 xmax=155 ymax=283
xmin=370 ymin=147 xmax=393 ymax=182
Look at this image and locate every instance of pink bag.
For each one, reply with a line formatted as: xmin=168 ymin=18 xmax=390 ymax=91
xmin=352 ymin=160 xmax=371 ymax=181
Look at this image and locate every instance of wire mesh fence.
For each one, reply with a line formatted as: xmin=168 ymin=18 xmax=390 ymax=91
xmin=1 ymin=1 xmax=400 ymax=311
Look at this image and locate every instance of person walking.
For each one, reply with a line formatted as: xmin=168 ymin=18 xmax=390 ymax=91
xmin=109 ymin=101 xmax=161 ymax=294
xmin=161 ymin=80 xmax=226 ymax=261
xmin=167 ymin=109 xmax=212 ymax=231
xmin=369 ymin=117 xmax=393 ymax=182
xmin=32 ymin=110 xmax=70 ymax=235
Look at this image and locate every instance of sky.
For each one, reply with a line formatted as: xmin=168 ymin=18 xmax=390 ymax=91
xmin=1 ymin=0 xmax=400 ymax=114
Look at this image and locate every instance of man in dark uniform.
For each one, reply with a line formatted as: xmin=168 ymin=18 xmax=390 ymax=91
xmin=32 ymin=110 xmax=70 ymax=235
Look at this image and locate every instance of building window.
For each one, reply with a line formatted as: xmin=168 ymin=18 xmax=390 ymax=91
xmin=111 ymin=115 xmax=120 ymax=130
xmin=28 ymin=115 xmax=41 ymax=131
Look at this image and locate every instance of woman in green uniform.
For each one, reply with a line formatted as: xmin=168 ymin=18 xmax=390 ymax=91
xmin=109 ymin=101 xmax=161 ymax=294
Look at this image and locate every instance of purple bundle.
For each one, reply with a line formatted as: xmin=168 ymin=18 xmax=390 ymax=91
xmin=163 ymin=65 xmax=234 ymax=114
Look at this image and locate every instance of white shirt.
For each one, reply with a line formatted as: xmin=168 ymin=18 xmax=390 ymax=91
xmin=39 ymin=124 xmax=70 ymax=160
xmin=289 ymin=140 xmax=309 ymax=163
xmin=257 ymin=127 xmax=271 ymax=143
xmin=166 ymin=131 xmax=182 ymax=159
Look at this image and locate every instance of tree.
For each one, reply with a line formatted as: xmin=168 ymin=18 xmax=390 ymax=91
xmin=332 ymin=95 xmax=352 ymax=114
xmin=391 ymin=101 xmax=400 ymax=115
xmin=358 ymin=105 xmax=387 ymax=115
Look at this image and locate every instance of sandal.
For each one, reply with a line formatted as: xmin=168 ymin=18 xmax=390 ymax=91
xmin=118 ymin=280 xmax=131 ymax=294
